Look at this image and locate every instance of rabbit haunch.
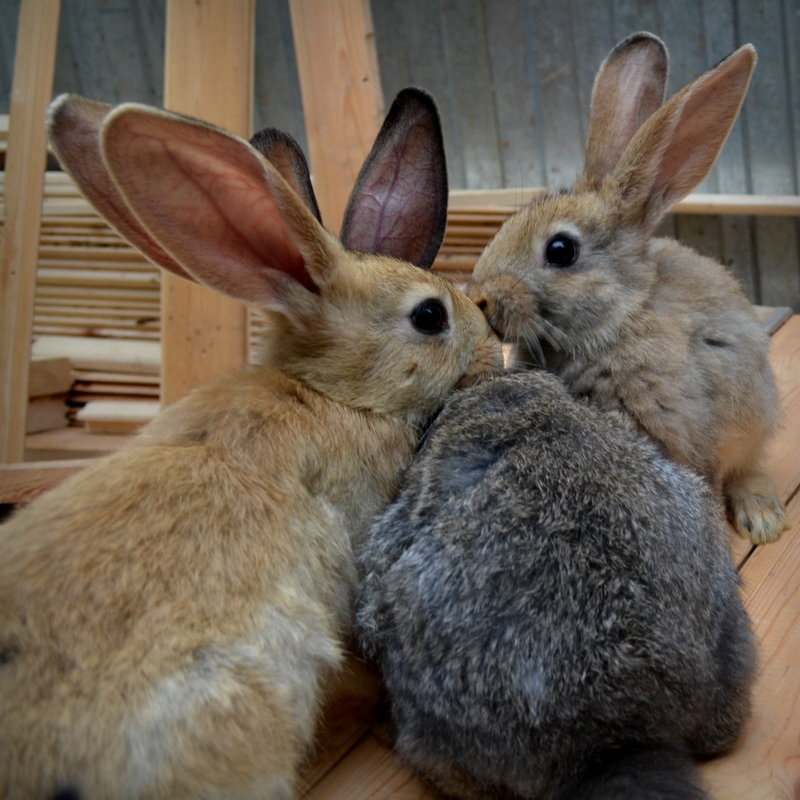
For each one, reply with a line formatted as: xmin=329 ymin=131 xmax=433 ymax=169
xmin=468 ymin=32 xmax=787 ymax=544
xmin=356 ymin=370 xmax=756 ymax=800
xmin=0 ymin=88 xmax=500 ymax=800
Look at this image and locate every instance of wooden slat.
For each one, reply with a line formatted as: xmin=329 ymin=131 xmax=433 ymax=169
xmin=762 ymin=315 xmax=800 ymax=504
xmin=302 ymin=734 xmax=434 ymax=800
xmin=0 ymin=458 xmax=95 ymax=505
xmin=289 ymin=0 xmax=384 ymax=233
xmin=160 ymin=0 xmax=253 ymax=405
xmin=448 ymin=189 xmax=800 ymax=216
xmin=0 ymin=0 xmax=61 ymax=462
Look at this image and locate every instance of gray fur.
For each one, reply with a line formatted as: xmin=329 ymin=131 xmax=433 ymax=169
xmin=356 ymin=370 xmax=755 ymax=800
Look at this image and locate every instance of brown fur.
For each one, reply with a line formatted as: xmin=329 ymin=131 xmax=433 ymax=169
xmin=469 ymin=35 xmax=787 ymax=544
xmin=0 ymin=93 xmax=501 ymax=799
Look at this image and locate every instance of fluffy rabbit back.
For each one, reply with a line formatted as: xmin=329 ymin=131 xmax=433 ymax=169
xmin=0 ymin=90 xmax=500 ymax=799
xmin=357 ymin=371 xmax=755 ymax=800
xmin=468 ymin=34 xmax=786 ymax=544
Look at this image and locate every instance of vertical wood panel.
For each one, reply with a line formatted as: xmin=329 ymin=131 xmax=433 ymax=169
xmin=439 ymin=0 xmax=503 ymax=189
xmin=289 ymin=0 xmax=384 ymax=234
xmin=482 ymin=0 xmax=544 ymax=189
xmin=529 ymin=0 xmax=584 ymax=189
xmin=0 ymin=0 xmax=61 ymax=463
xmin=738 ymin=0 xmax=800 ymax=309
xmin=253 ymin=0 xmax=306 ymax=146
xmin=160 ymin=0 xmax=253 ymax=405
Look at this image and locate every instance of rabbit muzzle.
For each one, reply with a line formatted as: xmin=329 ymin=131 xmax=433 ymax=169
xmin=467 ymin=273 xmax=539 ymax=344
xmin=455 ymin=337 xmax=504 ymax=388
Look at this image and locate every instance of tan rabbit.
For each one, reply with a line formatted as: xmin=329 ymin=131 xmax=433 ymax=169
xmin=468 ymin=32 xmax=787 ymax=544
xmin=0 ymin=90 xmax=501 ymax=800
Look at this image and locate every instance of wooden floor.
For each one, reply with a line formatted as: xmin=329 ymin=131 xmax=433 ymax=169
xmin=297 ymin=312 xmax=800 ymax=800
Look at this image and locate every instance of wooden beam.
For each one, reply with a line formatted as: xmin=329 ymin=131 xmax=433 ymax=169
xmin=0 ymin=0 xmax=61 ymax=462
xmin=160 ymin=0 xmax=254 ymax=405
xmin=289 ymin=0 xmax=384 ymax=234
xmin=448 ymin=189 xmax=800 ymax=217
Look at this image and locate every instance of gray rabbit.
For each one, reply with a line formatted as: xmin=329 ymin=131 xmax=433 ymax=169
xmin=356 ymin=370 xmax=756 ymax=799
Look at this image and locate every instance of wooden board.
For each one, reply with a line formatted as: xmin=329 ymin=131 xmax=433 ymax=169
xmin=0 ymin=0 xmax=61 ymax=462
xmin=160 ymin=0 xmax=253 ymax=406
xmin=288 ymin=0 xmax=384 ymax=233
xmin=700 ymin=493 xmax=800 ymax=799
xmin=0 ymin=458 xmax=97 ymax=504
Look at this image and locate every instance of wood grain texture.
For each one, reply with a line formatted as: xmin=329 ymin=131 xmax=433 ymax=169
xmin=0 ymin=458 xmax=95 ymax=504
xmin=0 ymin=0 xmax=61 ymax=462
xmin=289 ymin=0 xmax=384 ymax=233
xmin=701 ymin=493 xmax=800 ymax=799
xmin=160 ymin=0 xmax=254 ymax=405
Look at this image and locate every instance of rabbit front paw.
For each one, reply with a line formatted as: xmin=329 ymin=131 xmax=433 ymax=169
xmin=726 ymin=470 xmax=789 ymax=544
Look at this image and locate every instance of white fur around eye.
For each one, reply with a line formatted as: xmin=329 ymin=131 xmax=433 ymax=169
xmin=545 ymin=221 xmax=583 ymax=243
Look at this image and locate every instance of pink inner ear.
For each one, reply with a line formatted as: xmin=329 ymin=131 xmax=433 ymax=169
xmin=104 ymin=112 xmax=319 ymax=303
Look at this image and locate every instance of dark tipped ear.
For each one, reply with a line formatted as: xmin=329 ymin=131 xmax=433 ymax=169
xmin=46 ymin=94 xmax=197 ymax=282
xmin=341 ymin=87 xmax=448 ymax=269
xmin=578 ymin=32 xmax=669 ymax=190
xmin=249 ymin=127 xmax=322 ymax=224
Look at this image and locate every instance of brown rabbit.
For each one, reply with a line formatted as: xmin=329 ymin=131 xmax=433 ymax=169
xmin=0 ymin=90 xmax=501 ymax=800
xmin=468 ymin=33 xmax=787 ymax=544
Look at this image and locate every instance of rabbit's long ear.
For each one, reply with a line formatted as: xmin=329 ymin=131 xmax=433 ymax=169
xmin=611 ymin=44 xmax=756 ymax=232
xmin=97 ymin=103 xmax=336 ymax=309
xmin=47 ymin=95 xmax=197 ymax=282
xmin=341 ymin=87 xmax=448 ymax=270
xmin=578 ymin=32 xmax=669 ymax=190
xmin=249 ymin=127 xmax=323 ymax=224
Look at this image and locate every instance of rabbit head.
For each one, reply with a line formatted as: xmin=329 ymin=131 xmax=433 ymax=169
xmin=468 ymin=35 xmax=755 ymax=363
xmin=48 ymin=89 xmax=501 ymax=431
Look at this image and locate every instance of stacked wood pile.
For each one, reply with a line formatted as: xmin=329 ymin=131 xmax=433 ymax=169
xmin=0 ymin=150 xmax=162 ymax=436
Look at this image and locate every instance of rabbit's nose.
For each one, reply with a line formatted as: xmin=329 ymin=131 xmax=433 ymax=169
xmin=467 ymin=288 xmax=505 ymax=340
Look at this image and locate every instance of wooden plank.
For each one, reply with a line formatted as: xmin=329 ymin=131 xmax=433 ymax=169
xmin=438 ymin=0 xmax=502 ymax=190
xmin=448 ymin=189 xmax=800 ymax=216
xmin=762 ymin=315 xmax=800 ymax=503
xmin=480 ymin=0 xmax=544 ymax=189
xmin=25 ymin=427 xmax=130 ymax=459
xmin=302 ymin=734 xmax=435 ymax=800
xmin=252 ymin=0 xmax=306 ymax=148
xmin=30 ymin=335 xmax=160 ymax=374
xmin=289 ymin=0 xmax=384 ymax=233
xmin=299 ymin=657 xmax=382 ymax=791
xmin=0 ymin=0 xmax=61 ymax=462
xmin=700 ymin=493 xmax=800 ymax=799
xmin=28 ymin=357 xmax=73 ymax=397
xmin=0 ymin=458 xmax=96 ymax=505
xmin=529 ymin=0 xmax=584 ymax=189
xmin=160 ymin=0 xmax=253 ymax=405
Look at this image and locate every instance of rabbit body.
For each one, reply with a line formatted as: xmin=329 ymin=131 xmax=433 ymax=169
xmin=0 ymin=90 xmax=501 ymax=799
xmin=357 ymin=370 xmax=756 ymax=800
xmin=468 ymin=35 xmax=787 ymax=543
xmin=1 ymin=370 xmax=414 ymax=799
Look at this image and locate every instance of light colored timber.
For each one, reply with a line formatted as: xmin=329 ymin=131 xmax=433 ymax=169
xmin=448 ymin=189 xmax=800 ymax=216
xmin=0 ymin=0 xmax=61 ymax=462
xmin=160 ymin=0 xmax=253 ymax=406
xmin=289 ymin=0 xmax=384 ymax=233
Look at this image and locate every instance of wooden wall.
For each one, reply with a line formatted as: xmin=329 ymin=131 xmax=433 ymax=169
xmin=1 ymin=0 xmax=798 ymax=309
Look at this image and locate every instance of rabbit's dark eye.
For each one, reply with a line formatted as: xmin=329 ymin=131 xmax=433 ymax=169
xmin=545 ymin=234 xmax=579 ymax=267
xmin=410 ymin=298 xmax=449 ymax=335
